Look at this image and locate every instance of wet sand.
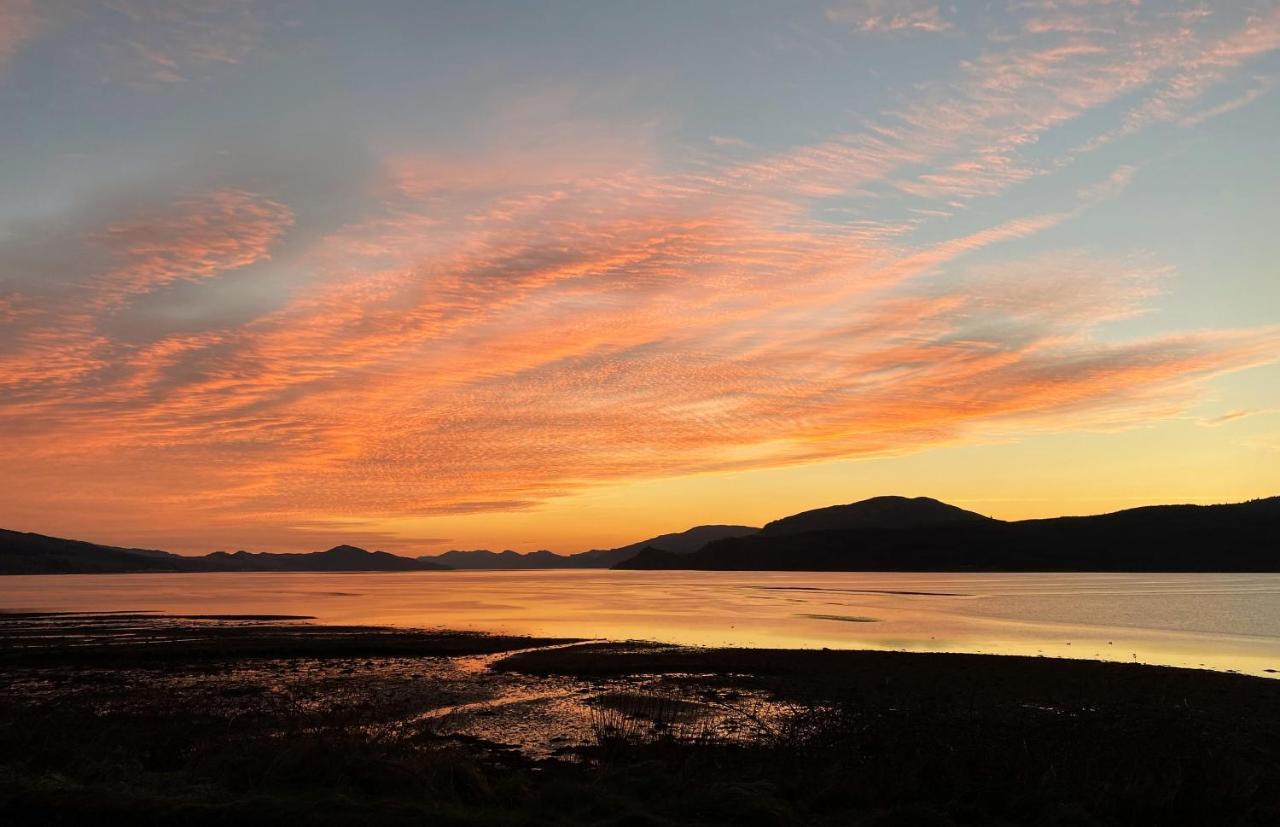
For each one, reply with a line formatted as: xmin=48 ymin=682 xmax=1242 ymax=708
xmin=2 ymin=612 xmax=1278 ymax=825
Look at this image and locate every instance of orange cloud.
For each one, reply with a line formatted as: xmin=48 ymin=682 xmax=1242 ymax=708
xmin=0 ymin=188 xmax=291 ymax=403
xmin=1 ymin=144 xmax=1273 ymax=546
xmin=94 ymin=188 xmax=293 ymax=303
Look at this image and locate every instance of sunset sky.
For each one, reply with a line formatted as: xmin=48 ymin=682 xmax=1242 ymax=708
xmin=1 ymin=1 xmax=1278 ymax=554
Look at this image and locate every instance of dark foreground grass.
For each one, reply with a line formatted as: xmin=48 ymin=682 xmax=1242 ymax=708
xmin=2 ymin=614 xmax=1278 ymax=825
xmin=500 ymin=645 xmax=1280 ymax=825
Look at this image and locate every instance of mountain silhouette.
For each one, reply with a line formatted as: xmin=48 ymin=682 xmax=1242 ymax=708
xmin=0 ymin=532 xmax=449 ymax=575
xmin=618 ymin=496 xmax=1280 ymax=572
xmin=0 ymin=529 xmax=184 ymax=574
xmin=422 ymin=524 xmax=760 ymax=569
xmin=566 ymin=525 xmax=761 ymax=568
xmin=198 ymin=545 xmax=450 ymax=572
xmin=760 ymin=496 xmax=989 ymax=536
xmin=7 ymin=496 xmax=1278 ymax=575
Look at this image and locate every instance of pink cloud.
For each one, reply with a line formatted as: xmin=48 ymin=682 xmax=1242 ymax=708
xmin=1180 ymin=77 xmax=1276 ymax=127
xmin=0 ymin=0 xmax=41 ymax=69
xmin=1072 ymin=5 xmax=1280 ymax=152
xmin=827 ymin=1 xmax=952 ymax=33
xmin=94 ymin=188 xmax=293 ymax=303
xmin=101 ymin=0 xmax=268 ymax=85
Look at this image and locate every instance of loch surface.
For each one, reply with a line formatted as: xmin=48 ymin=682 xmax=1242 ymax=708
xmin=3 ymin=570 xmax=1278 ymax=676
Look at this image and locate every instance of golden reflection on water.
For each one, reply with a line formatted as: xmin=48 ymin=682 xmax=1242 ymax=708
xmin=2 ymin=571 xmax=1278 ymax=677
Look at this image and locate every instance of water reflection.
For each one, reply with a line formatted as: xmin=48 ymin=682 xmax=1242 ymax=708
xmin=2 ymin=570 xmax=1278 ymax=677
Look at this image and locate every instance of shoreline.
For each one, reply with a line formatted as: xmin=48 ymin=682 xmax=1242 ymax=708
xmin=7 ymin=571 xmax=1280 ymax=679
xmin=7 ymin=566 xmax=1280 ymax=575
xmin=3 ymin=613 xmax=1279 ymax=824
xmin=6 ymin=609 xmax=1274 ymax=678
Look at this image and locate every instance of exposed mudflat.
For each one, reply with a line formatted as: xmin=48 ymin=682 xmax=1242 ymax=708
xmin=0 ymin=612 xmax=786 ymax=760
xmin=3 ymin=611 xmax=1279 ymax=825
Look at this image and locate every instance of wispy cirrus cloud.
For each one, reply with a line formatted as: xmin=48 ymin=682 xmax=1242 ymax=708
xmin=0 ymin=188 xmax=292 ymax=396
xmin=1123 ymin=8 xmax=1280 ymax=125
xmin=93 ymin=189 xmax=293 ymax=303
xmin=0 ymin=1 xmax=1276 ymax=550
xmin=0 ymin=0 xmax=272 ymax=86
xmin=1069 ymin=4 xmax=1280 ymax=152
xmin=0 ymin=0 xmax=42 ymax=69
xmin=1180 ymin=77 xmax=1275 ymax=127
xmin=1200 ymin=408 xmax=1280 ymax=427
xmin=101 ymin=0 xmax=268 ymax=85
xmin=1 ymin=131 xmax=1273 ymax=546
xmin=826 ymin=1 xmax=952 ymax=33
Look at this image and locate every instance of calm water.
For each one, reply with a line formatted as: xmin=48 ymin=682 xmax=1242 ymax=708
xmin=3 ymin=571 xmax=1279 ymax=677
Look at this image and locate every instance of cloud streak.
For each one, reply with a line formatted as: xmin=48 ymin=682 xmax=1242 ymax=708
xmin=102 ymin=0 xmax=268 ymax=85
xmin=93 ymin=189 xmax=293 ymax=303
xmin=827 ymin=1 xmax=952 ymax=34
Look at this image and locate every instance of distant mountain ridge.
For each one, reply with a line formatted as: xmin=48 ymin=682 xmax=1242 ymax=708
xmin=6 ymin=495 xmax=1279 ymax=575
xmin=619 ymin=496 xmax=1280 ymax=572
xmin=422 ymin=524 xmax=760 ymax=570
xmin=0 ymin=531 xmax=448 ymax=575
xmin=0 ymin=523 xmax=760 ymax=575
xmin=0 ymin=522 xmax=764 ymax=575
xmin=198 ymin=545 xmax=447 ymax=572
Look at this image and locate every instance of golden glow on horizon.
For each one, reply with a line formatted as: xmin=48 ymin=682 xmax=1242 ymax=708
xmin=362 ymin=411 xmax=1280 ymax=554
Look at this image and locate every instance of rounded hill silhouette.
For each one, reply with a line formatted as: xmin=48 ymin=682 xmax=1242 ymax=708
xmin=762 ymin=495 xmax=990 ymax=536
